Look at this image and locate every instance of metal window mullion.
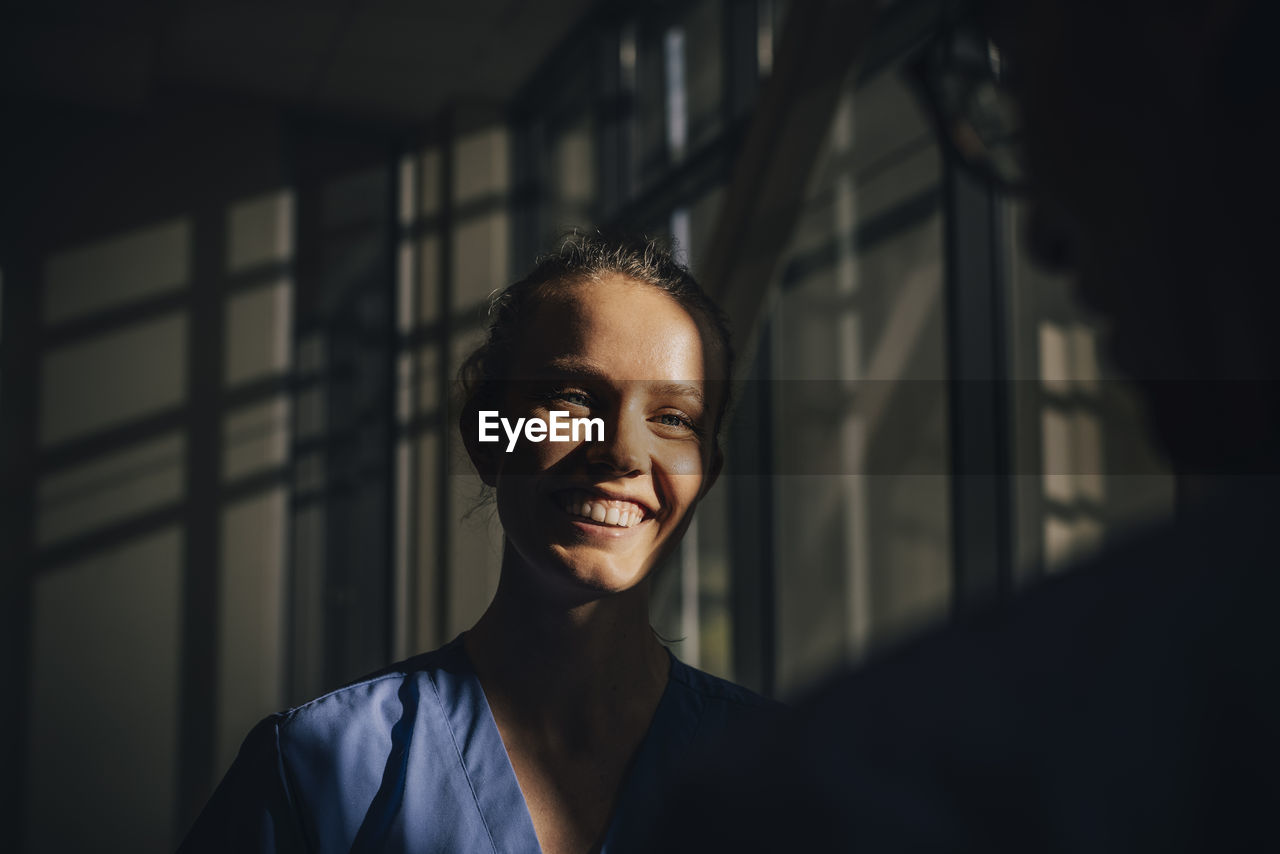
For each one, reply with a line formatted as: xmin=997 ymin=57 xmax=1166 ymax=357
xmin=179 ymin=201 xmax=225 ymax=833
xmin=0 ymin=250 xmax=38 ymax=844
xmin=727 ymin=323 xmax=777 ymax=697
xmin=943 ymin=162 xmax=1015 ymax=618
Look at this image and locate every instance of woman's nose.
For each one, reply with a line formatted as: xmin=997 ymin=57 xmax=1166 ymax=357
xmin=588 ymin=412 xmax=646 ymax=476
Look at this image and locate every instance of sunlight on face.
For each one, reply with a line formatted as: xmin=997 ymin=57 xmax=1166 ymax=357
xmin=490 ymin=275 xmax=723 ymax=603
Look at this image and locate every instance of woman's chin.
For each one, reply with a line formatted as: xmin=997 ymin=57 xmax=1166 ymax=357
xmin=532 ymin=548 xmax=653 ymax=601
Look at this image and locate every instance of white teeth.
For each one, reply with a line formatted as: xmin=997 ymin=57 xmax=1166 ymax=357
xmin=560 ymin=494 xmax=646 ymax=528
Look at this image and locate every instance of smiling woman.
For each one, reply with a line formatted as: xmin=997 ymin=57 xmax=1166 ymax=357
xmin=179 ymin=233 xmax=775 ymax=854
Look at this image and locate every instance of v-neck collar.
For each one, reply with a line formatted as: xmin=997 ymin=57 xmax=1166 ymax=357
xmin=429 ymin=636 xmax=700 ymax=854
xmin=599 ymin=654 xmax=703 ymax=852
xmin=425 ymin=637 xmax=540 ymax=852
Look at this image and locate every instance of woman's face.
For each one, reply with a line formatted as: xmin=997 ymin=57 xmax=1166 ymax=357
xmin=477 ymin=275 xmax=723 ymax=603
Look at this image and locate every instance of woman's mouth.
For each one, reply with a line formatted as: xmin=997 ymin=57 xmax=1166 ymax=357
xmin=556 ymin=491 xmax=648 ymax=529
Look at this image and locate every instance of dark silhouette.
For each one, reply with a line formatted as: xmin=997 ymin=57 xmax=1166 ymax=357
xmin=659 ymin=0 xmax=1280 ymax=850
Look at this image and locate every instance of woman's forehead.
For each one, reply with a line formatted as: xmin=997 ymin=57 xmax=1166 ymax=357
xmin=502 ymin=280 xmax=718 ymax=392
xmin=523 ymin=277 xmax=706 ymax=357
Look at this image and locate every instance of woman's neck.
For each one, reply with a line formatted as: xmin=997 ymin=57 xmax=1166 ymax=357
xmin=463 ymin=548 xmax=670 ymax=749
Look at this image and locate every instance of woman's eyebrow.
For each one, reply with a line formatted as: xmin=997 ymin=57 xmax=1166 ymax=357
xmin=538 ymin=357 xmax=610 ymax=379
xmin=535 ymin=360 xmax=705 ymax=405
xmin=650 ymin=382 xmax=705 ymax=407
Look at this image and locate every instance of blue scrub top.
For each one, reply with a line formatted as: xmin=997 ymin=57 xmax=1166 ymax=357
xmin=179 ymin=636 xmax=772 ymax=853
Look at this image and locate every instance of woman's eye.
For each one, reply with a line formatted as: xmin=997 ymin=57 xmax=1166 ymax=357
xmin=652 ymin=412 xmax=699 ymax=433
xmin=553 ymin=389 xmax=593 ymax=408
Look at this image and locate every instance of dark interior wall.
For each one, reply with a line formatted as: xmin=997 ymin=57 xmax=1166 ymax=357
xmin=2 ymin=95 xmax=290 ymax=852
xmin=0 ymin=73 xmax=507 ymax=854
xmin=0 ymin=94 xmax=394 ymax=851
xmin=287 ymin=123 xmax=398 ymax=707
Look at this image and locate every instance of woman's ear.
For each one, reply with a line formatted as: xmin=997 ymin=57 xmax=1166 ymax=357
xmin=460 ymin=403 xmax=499 ymax=487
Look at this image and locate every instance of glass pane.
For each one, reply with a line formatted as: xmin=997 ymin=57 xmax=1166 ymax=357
xmin=769 ymin=69 xmax=952 ymax=695
xmin=1003 ymin=201 xmax=1175 ymax=580
xmin=683 ymin=0 xmax=724 ymax=150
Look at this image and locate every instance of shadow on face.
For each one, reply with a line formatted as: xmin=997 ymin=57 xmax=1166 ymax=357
xmin=465 ymin=276 xmax=725 ymax=602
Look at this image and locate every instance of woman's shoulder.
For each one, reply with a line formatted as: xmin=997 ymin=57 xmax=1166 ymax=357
xmin=664 ymin=656 xmax=784 ymax=741
xmin=667 ymin=658 xmax=775 ymax=708
xmin=187 ymin=638 xmax=488 ymax=851
xmin=272 ymin=637 xmax=469 ymax=742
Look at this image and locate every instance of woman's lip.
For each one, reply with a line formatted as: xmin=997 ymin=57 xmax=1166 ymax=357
xmin=551 ymin=495 xmax=651 ymax=537
xmin=553 ymin=487 xmax=656 ymax=518
xmin=552 ymin=488 xmax=655 ymax=523
xmin=566 ymin=516 xmax=648 ymax=539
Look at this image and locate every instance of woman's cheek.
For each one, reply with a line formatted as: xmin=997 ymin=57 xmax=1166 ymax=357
xmin=535 ymin=437 xmax=580 ymax=468
xmin=669 ymin=442 xmax=708 ymax=476
xmin=656 ymin=448 xmax=708 ymax=503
